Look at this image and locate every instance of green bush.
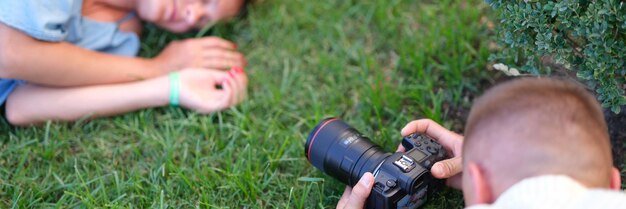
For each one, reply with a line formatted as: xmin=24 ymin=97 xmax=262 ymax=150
xmin=487 ymin=0 xmax=626 ymax=113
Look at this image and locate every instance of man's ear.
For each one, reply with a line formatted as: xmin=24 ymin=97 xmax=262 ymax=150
xmin=467 ymin=162 xmax=494 ymax=204
xmin=610 ymin=167 xmax=622 ymax=190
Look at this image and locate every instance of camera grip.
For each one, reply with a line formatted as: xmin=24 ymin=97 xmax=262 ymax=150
xmin=401 ymin=134 xmax=447 ymax=169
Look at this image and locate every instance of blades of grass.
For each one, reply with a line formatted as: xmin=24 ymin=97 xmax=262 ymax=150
xmin=160 ymin=189 xmax=165 ymax=209
xmin=73 ymin=158 xmax=96 ymax=208
xmin=195 ymin=21 xmax=218 ymax=38
xmin=297 ymin=177 xmax=324 ymax=182
xmin=0 ymin=0 xmax=498 ymax=208
xmin=10 ymin=191 xmax=22 ymax=209
xmin=286 ymin=187 xmax=294 ymax=209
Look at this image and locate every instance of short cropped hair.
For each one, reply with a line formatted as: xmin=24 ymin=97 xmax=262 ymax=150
xmin=464 ymin=78 xmax=612 ymax=192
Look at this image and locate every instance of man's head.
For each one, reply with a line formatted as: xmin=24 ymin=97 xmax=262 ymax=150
xmin=137 ymin=0 xmax=248 ymax=33
xmin=461 ymin=78 xmax=621 ymax=205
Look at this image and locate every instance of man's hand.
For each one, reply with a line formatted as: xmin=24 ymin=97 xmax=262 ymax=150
xmin=154 ymin=37 xmax=247 ymax=72
xmin=336 ymin=172 xmax=374 ymax=209
xmin=335 ymin=119 xmax=464 ymax=209
xmin=398 ymin=119 xmax=464 ymax=189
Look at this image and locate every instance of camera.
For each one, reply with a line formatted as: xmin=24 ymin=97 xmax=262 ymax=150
xmin=304 ymin=118 xmax=447 ymax=209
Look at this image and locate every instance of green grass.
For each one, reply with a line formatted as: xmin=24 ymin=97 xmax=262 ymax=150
xmin=3 ymin=0 xmax=618 ymax=208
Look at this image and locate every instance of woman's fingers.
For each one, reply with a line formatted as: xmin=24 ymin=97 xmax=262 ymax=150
xmin=176 ymin=68 xmax=245 ymax=113
xmin=207 ymin=68 xmax=245 ymax=107
xmin=232 ymin=67 xmax=247 ymax=102
xmin=221 ymin=72 xmax=239 ymax=107
xmin=207 ymin=78 xmax=234 ymax=112
xmin=202 ymin=58 xmax=246 ymax=71
xmin=200 ymin=37 xmax=237 ymax=49
xmin=202 ymin=48 xmax=245 ymax=61
xmin=336 ymin=186 xmax=352 ymax=209
xmin=201 ymin=49 xmax=247 ymax=70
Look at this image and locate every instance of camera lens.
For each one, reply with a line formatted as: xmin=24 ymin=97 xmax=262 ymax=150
xmin=305 ymin=118 xmax=390 ymax=186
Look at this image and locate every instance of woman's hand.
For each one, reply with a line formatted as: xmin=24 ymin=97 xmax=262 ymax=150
xmin=155 ymin=37 xmax=247 ymax=72
xmin=178 ymin=67 xmax=247 ymax=113
xmin=398 ymin=119 xmax=464 ymax=189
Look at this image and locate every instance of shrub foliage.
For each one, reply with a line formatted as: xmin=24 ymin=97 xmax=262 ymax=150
xmin=487 ymin=0 xmax=626 ymax=113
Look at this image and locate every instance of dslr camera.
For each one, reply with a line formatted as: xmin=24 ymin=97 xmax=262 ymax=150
xmin=304 ymin=118 xmax=447 ymax=209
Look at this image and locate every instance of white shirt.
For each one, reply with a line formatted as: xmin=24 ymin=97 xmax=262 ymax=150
xmin=466 ymin=175 xmax=626 ymax=209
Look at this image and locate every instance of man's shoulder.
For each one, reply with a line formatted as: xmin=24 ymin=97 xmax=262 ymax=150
xmin=463 ymin=176 xmax=626 ymax=209
xmin=574 ymin=189 xmax=626 ymax=209
xmin=464 ymin=189 xmax=626 ymax=209
xmin=465 ymin=205 xmax=498 ymax=209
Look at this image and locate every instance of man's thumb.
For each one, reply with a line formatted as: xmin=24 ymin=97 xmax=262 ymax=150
xmin=344 ymin=172 xmax=374 ymax=209
xmin=431 ymin=157 xmax=462 ymax=179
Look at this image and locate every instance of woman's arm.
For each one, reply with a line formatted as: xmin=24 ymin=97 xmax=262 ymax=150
xmin=5 ymin=76 xmax=169 ymax=125
xmin=0 ymin=22 xmax=165 ymax=87
xmin=95 ymin=0 xmax=137 ymax=10
xmin=0 ymin=22 xmax=246 ymax=87
xmin=4 ymin=68 xmax=247 ymax=126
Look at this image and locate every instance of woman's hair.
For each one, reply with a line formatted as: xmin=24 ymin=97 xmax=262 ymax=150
xmin=238 ymin=0 xmax=253 ymax=18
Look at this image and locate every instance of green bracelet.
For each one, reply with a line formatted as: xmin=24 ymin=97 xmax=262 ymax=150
xmin=169 ymin=72 xmax=180 ymax=107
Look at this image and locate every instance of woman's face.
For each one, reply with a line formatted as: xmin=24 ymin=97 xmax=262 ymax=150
xmin=137 ymin=0 xmax=245 ymax=33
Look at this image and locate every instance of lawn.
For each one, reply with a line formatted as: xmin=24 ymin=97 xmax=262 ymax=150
xmin=1 ymin=0 xmax=622 ymax=208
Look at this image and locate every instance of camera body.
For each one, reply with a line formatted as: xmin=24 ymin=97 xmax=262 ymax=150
xmin=366 ymin=133 xmax=447 ymax=208
xmin=305 ymin=118 xmax=447 ymax=209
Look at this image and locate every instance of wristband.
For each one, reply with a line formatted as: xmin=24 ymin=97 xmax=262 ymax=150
xmin=169 ymin=72 xmax=180 ymax=107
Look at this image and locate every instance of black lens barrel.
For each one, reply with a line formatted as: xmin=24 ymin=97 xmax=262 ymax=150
xmin=305 ymin=118 xmax=389 ymax=186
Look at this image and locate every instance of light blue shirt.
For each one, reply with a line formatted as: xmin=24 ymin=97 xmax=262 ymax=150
xmin=0 ymin=0 xmax=140 ymax=104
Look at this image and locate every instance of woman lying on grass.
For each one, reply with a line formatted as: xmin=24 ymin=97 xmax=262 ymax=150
xmin=0 ymin=0 xmax=249 ymax=126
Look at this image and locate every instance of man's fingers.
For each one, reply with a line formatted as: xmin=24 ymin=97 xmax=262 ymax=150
xmin=344 ymin=172 xmax=374 ymax=209
xmin=400 ymin=119 xmax=462 ymax=153
xmin=401 ymin=119 xmax=454 ymax=139
xmin=431 ymin=157 xmax=462 ymax=179
xmin=446 ymin=175 xmax=463 ymax=190
xmin=336 ymin=186 xmax=352 ymax=209
xmin=396 ymin=144 xmax=405 ymax=152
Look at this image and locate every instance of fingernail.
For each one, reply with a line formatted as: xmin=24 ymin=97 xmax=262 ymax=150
xmin=360 ymin=173 xmax=373 ymax=186
xmin=433 ymin=163 xmax=445 ymax=176
xmin=232 ymin=66 xmax=244 ymax=74
xmin=400 ymin=127 xmax=408 ymax=135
